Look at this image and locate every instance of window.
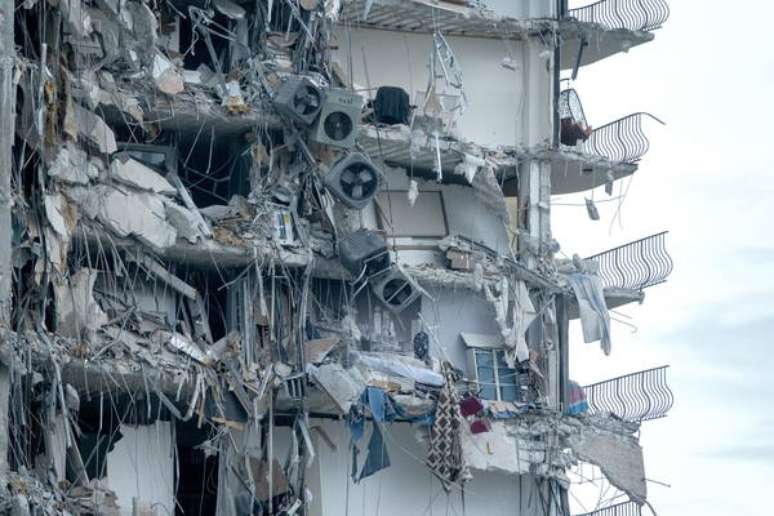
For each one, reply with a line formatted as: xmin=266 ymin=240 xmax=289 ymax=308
xmin=462 ymin=333 xmax=519 ymax=402
xmin=375 ymin=191 xmax=448 ymax=238
xmin=472 ymin=348 xmax=518 ymax=401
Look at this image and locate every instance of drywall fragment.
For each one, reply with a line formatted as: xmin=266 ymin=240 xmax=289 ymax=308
xmin=454 ymin=153 xmax=488 ymax=184
xmin=165 ymin=332 xmax=211 ymax=365
xmin=43 ymin=192 xmax=79 ymax=273
xmin=407 ymin=179 xmax=419 ymax=207
xmin=167 ymin=174 xmax=212 ymax=238
xmin=53 ymin=269 xmax=108 ymax=339
xmin=60 ymin=0 xmax=93 ymax=37
xmin=568 ymin=431 xmax=647 ymax=501
xmin=307 ymin=363 xmax=366 ymax=413
xmin=151 ymin=53 xmax=184 ymax=95
xmin=48 ymin=143 xmax=100 ymax=184
xmin=72 ymin=103 xmax=117 ymax=154
xmin=109 ymin=155 xmax=176 ymax=195
xmin=354 ymin=352 xmax=445 ymax=387
xmin=214 ymin=0 xmax=246 ymax=19
xmin=164 ymin=201 xmax=204 ymax=244
xmin=44 ymin=193 xmax=75 ymax=238
xmin=304 ymin=337 xmax=339 ymax=365
xmin=128 ymin=254 xmax=197 ymax=300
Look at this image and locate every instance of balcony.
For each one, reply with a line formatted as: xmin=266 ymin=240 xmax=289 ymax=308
xmin=583 ymin=365 xmax=674 ymax=422
xmin=578 ymin=113 xmax=665 ymax=165
xmin=568 ymin=0 xmax=670 ymax=32
xmin=551 ymin=89 xmax=664 ymax=194
xmin=575 ymin=501 xmax=642 ymax=516
xmin=585 ymin=231 xmax=673 ymax=291
xmin=561 ymin=0 xmax=669 ymax=69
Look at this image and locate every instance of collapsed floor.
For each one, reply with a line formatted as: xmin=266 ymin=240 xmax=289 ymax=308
xmin=0 ymin=0 xmax=662 ymax=515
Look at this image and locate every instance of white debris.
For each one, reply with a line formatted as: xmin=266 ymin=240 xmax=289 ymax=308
xmin=60 ymin=0 xmax=93 ymax=37
xmin=48 ymin=144 xmax=100 ymax=185
xmin=44 ymin=193 xmax=74 ymax=237
xmin=307 ymin=363 xmax=366 ymax=414
xmin=68 ymin=185 xmax=178 ymax=250
xmin=109 ymin=156 xmax=176 ymax=195
xmin=72 ymin=103 xmax=117 ymax=154
xmin=164 ymin=200 xmax=205 ymax=244
xmin=53 ymin=269 xmax=108 ymax=339
xmin=151 ymin=53 xmax=184 ymax=95
xmin=407 ymin=179 xmax=419 ymax=207
xmin=165 ymin=332 xmax=211 ymax=365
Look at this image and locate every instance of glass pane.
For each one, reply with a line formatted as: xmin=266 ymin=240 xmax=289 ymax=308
xmin=476 ymin=350 xmax=493 ymax=367
xmin=476 ymin=351 xmax=497 ymax=399
xmin=498 ymin=368 xmax=518 ymax=401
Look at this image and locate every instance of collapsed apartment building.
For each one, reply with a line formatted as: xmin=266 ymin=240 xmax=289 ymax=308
xmin=0 ymin=0 xmax=676 ymax=514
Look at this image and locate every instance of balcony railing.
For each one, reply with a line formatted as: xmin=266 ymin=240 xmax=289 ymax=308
xmin=585 ymin=231 xmax=673 ymax=291
xmin=583 ymin=366 xmax=673 ymax=422
xmin=578 ymin=112 xmax=664 ymax=164
xmin=576 ymin=501 xmax=642 ymax=516
xmin=568 ymin=0 xmax=670 ymax=32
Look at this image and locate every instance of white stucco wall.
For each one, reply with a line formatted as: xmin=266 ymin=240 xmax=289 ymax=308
xmin=486 ymin=0 xmax=555 ymax=18
xmin=361 ymin=165 xmax=510 ymax=266
xmin=332 ymin=28 xmax=553 ymax=148
xmin=308 ymin=418 xmax=544 ymax=516
xmin=421 ymin=286 xmax=500 ymax=370
xmin=106 ymin=421 xmax=176 ymax=516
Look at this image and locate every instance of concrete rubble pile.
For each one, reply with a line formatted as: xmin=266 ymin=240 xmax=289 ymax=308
xmin=0 ymin=0 xmax=669 ymax=515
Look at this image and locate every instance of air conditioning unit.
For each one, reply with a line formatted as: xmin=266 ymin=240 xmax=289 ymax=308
xmin=339 ymin=229 xmax=390 ymax=280
xmin=311 ymin=88 xmax=363 ymax=149
xmin=323 ymin=152 xmax=384 ymax=210
xmin=371 ymin=266 xmax=421 ymax=313
xmin=272 ymin=76 xmax=324 ymax=126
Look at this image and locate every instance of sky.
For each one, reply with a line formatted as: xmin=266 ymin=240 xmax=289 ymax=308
xmin=555 ymin=1 xmax=774 ymax=514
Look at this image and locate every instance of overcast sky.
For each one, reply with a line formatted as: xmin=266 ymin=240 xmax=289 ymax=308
xmin=555 ymin=1 xmax=774 ymax=514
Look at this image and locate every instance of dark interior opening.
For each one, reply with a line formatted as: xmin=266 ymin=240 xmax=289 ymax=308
xmin=175 ymin=419 xmax=219 ymax=516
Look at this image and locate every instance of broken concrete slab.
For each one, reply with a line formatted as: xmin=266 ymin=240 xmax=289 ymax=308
xmin=72 ymin=103 xmax=117 ymax=154
xmin=48 ymin=143 xmax=100 ymax=185
xmin=568 ymin=429 xmax=647 ymax=501
xmin=67 ymin=185 xmax=178 ymax=250
xmin=109 ymin=155 xmax=176 ymax=195
xmin=163 ymin=200 xmax=205 ymax=244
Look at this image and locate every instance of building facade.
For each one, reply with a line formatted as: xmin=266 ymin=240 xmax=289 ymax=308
xmin=0 ymin=0 xmax=673 ymax=515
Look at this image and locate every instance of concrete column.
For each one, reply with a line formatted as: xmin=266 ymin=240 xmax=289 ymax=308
xmin=0 ymin=0 xmax=15 ymax=483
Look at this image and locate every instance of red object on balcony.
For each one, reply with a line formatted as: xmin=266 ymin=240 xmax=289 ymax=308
xmin=459 ymin=396 xmax=484 ymax=417
xmin=470 ymin=419 xmax=491 ymax=434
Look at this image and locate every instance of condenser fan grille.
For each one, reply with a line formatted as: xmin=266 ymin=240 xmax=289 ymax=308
xmin=323 ymin=111 xmax=354 ymax=141
xmin=382 ymin=279 xmax=414 ymax=306
xmin=293 ymin=86 xmax=322 ymax=115
xmin=339 ymin=164 xmax=378 ymax=201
